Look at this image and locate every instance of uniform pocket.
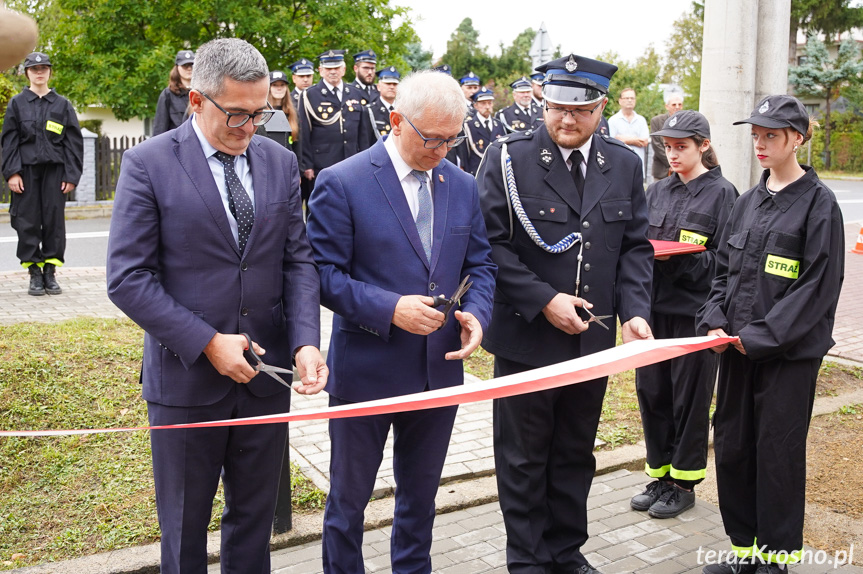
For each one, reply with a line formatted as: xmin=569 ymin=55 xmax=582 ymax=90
xmin=600 ymin=199 xmax=632 ymax=251
xmin=678 ymin=211 xmax=717 ymax=246
xmin=761 ymin=231 xmax=804 ymax=282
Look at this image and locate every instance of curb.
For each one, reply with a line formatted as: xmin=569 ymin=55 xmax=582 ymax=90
xmin=0 ymin=202 xmax=113 ymax=225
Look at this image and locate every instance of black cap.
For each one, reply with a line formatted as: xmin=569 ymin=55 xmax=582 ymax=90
xmin=536 ymin=54 xmax=617 ymax=105
xmin=653 ymin=110 xmax=711 ymax=139
xmin=733 ymin=95 xmax=809 ymax=136
xmin=269 ymin=70 xmax=288 ymax=84
xmin=24 ymin=52 xmax=51 ymax=68
xmin=175 ymin=50 xmax=195 ymax=66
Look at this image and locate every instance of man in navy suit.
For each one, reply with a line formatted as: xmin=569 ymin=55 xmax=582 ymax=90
xmin=306 ymin=70 xmax=496 ymax=574
xmin=107 ymin=38 xmax=328 ymax=574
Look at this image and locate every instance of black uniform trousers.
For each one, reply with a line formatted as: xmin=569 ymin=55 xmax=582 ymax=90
xmin=10 ymin=163 xmax=66 ymax=266
xmin=714 ymin=350 xmax=819 ymax=559
xmin=635 ymin=312 xmax=717 ymax=489
xmin=494 ymin=356 xmax=607 ymax=574
xmin=147 ymin=385 xmax=291 ymax=574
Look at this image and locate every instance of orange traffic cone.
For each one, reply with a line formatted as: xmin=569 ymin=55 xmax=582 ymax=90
xmin=853 ymin=226 xmax=863 ymax=255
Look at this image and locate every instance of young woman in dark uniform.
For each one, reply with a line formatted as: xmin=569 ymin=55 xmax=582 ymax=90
xmin=1 ymin=51 xmax=83 ymax=296
xmin=698 ymin=95 xmax=844 ymax=574
xmin=632 ymin=110 xmax=737 ymax=519
xmin=152 ymin=50 xmax=194 ymax=136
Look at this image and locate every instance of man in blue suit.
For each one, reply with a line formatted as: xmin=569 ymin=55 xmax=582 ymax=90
xmin=306 ymin=70 xmax=496 ymax=574
xmin=107 ymin=38 xmax=328 ymax=574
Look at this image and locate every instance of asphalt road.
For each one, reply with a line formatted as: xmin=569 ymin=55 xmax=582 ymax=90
xmin=0 ymin=178 xmax=861 ymax=272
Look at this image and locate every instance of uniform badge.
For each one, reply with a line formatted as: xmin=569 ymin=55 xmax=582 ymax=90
xmin=669 ymin=116 xmax=678 ymax=127
xmin=597 ymin=151 xmax=606 ymax=167
xmin=759 ymin=100 xmax=770 ymax=113
xmin=540 ymin=148 xmax=553 ymax=164
xmin=35 ymin=55 xmax=42 ymax=62
xmin=348 ymin=106 xmax=354 ymax=112
xmin=550 ymin=207 xmax=556 ymax=213
xmin=478 ymin=139 xmax=484 ymax=149
xmin=380 ymin=130 xmax=387 ymax=135
xmin=318 ymin=106 xmax=323 ymax=112
xmin=361 ymin=99 xmax=367 ymax=105
xmin=514 ymin=109 xmax=520 ymax=115
xmin=474 ymin=121 xmax=480 ymax=128
xmin=565 ymin=55 xmax=578 ymax=72
xmin=322 ymin=113 xmax=329 ymax=119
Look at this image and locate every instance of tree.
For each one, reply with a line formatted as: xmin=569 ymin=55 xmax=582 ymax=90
xmin=662 ymin=1 xmax=703 ymax=107
xmin=18 ymin=0 xmax=419 ymax=121
xmin=789 ymin=34 xmax=863 ymax=169
xmin=404 ymin=42 xmax=433 ymax=71
xmin=440 ymin=18 xmax=493 ymax=81
xmin=790 ymin=0 xmax=863 ymax=67
xmin=598 ymin=48 xmax=666 ymax=121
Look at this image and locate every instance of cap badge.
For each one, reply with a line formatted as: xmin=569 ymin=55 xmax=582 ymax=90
xmin=565 ymin=55 xmax=578 ymax=73
xmin=35 ymin=55 xmax=42 ymax=62
xmin=390 ymin=66 xmax=395 ymax=72
xmin=469 ymin=72 xmax=475 ymax=78
xmin=185 ymin=52 xmax=191 ymax=58
xmin=328 ymin=50 xmax=335 ymax=57
xmin=274 ymin=72 xmax=282 ymax=78
xmin=759 ymin=100 xmax=770 ymax=114
xmin=540 ymin=148 xmax=553 ymax=164
xmin=669 ymin=116 xmax=678 ymax=127
xmin=597 ymin=151 xmax=606 ymax=167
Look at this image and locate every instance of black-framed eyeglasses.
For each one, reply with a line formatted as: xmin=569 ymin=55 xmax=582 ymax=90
xmin=199 ymin=90 xmax=275 ymax=128
xmin=400 ymin=113 xmax=466 ymax=149
xmin=545 ymin=101 xmax=603 ymax=119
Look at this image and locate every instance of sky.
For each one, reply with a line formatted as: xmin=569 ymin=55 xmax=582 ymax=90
xmin=392 ymin=0 xmax=697 ymax=65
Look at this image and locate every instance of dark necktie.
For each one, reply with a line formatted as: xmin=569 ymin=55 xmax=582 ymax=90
xmin=410 ymin=170 xmax=433 ymax=261
xmin=570 ymin=150 xmax=585 ymax=199
xmin=214 ymin=151 xmax=254 ymax=252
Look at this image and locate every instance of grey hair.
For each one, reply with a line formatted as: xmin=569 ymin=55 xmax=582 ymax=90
xmin=394 ymin=70 xmax=467 ymax=124
xmin=191 ymin=38 xmax=269 ymax=96
xmin=665 ymin=92 xmax=684 ymax=104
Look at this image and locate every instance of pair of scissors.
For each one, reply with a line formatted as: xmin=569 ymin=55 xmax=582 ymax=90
xmin=430 ymin=275 xmax=473 ymax=329
xmin=577 ymin=304 xmax=613 ymax=331
xmin=241 ymin=332 xmax=293 ymax=388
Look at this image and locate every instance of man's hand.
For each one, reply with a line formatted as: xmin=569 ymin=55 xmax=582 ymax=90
xmin=621 ymin=316 xmax=653 ymax=343
xmin=445 ymin=310 xmax=483 ymax=360
xmin=7 ymin=174 xmax=23 ymax=193
xmin=542 ymin=293 xmax=590 ymax=335
xmin=303 ymin=169 xmax=316 ymax=181
xmin=202 ymin=333 xmax=259 ymax=383
xmin=61 ymin=181 xmax=76 ymax=194
xmin=707 ymin=328 xmax=731 ymax=354
xmin=392 ymin=295 xmax=445 ymax=335
xmin=293 ymin=346 xmax=329 ymax=395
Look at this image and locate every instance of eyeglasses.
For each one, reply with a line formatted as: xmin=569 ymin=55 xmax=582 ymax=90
xmin=545 ymin=101 xmax=603 ymax=119
xmin=400 ymin=114 xmax=466 ymax=149
xmin=199 ymin=91 xmax=275 ymax=128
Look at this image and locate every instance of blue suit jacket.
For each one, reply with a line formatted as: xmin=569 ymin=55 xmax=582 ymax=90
xmin=107 ymin=120 xmax=320 ymax=407
xmin=306 ymin=141 xmax=496 ymax=402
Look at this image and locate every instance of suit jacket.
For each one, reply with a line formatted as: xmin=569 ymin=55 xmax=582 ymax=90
xmin=107 ymin=120 xmax=320 ymax=407
xmin=306 ymin=141 xmax=496 ymax=402
xmin=297 ymin=80 xmax=370 ymax=174
xmin=650 ymin=112 xmax=671 ymax=180
xmin=477 ymin=125 xmax=653 ymax=367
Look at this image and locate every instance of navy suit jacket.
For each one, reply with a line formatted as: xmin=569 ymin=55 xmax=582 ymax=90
xmin=107 ymin=120 xmax=320 ymax=407
xmin=306 ymin=141 xmax=496 ymax=403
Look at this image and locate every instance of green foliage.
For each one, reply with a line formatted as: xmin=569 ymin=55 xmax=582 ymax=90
xmin=0 ymin=75 xmax=18 ymax=132
xmin=440 ymin=18 xmax=494 ymax=82
xmin=19 ymin=0 xmax=418 ymax=121
xmin=78 ymin=119 xmax=104 ymax=136
xmin=663 ymin=1 xmax=703 ymax=106
xmin=838 ymin=404 xmax=859 ymax=416
xmin=805 ymin=111 xmax=863 ymax=172
xmin=598 ymin=48 xmax=665 ymax=121
xmin=792 ymin=0 xmax=863 ymax=39
xmin=404 ymin=42 xmax=433 ymax=72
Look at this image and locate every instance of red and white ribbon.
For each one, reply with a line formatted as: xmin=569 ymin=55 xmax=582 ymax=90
xmin=0 ymin=336 xmax=734 ymax=438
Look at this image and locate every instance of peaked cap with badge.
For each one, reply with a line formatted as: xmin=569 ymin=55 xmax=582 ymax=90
xmin=536 ymin=53 xmax=618 ymax=105
xmin=290 ymin=58 xmax=314 ymax=75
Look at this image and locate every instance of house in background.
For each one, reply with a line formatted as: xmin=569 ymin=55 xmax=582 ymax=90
xmin=77 ymin=104 xmax=151 ymax=139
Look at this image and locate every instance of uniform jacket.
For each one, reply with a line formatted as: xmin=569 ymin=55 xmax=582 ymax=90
xmin=306 ymin=141 xmax=496 ymax=402
xmin=1 ymin=88 xmax=83 ymax=184
xmin=477 ymin=125 xmax=653 ymax=367
xmin=697 ymin=167 xmax=844 ymax=362
xmin=647 ymin=167 xmax=737 ymax=317
xmin=152 ymin=87 xmax=190 ymax=136
xmin=459 ymin=114 xmax=506 ymax=175
xmin=350 ymin=79 xmax=378 ymax=105
xmin=496 ymin=101 xmax=543 ymax=134
xmin=362 ymin=97 xmax=394 ymax=148
xmin=297 ymin=80 xmax=370 ymax=174
xmin=291 ymin=87 xmax=303 ymax=109
xmin=106 ymin=119 xmax=320 ymax=407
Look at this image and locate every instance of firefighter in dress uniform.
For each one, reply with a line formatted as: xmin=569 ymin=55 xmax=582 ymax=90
xmin=476 ymin=54 xmax=654 ymax=574
xmin=361 ymin=66 xmax=400 ymax=147
xmin=697 ymin=96 xmax=844 ymax=574
xmin=350 ymin=50 xmax=378 ymax=105
xmin=289 ymin=58 xmax=315 ymax=109
xmin=458 ymin=86 xmax=505 ymax=175
xmin=497 ymin=76 xmax=543 ymax=133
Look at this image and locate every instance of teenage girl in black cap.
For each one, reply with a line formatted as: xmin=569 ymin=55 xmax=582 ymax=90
xmin=698 ymin=95 xmax=845 ymax=574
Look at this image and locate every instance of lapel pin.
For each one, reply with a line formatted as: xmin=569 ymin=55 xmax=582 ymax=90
xmin=597 ymin=151 xmax=605 ymax=167
xmin=439 ymin=174 xmax=445 ymax=183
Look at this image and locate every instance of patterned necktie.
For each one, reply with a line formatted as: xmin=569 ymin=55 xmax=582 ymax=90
xmin=214 ymin=151 xmax=254 ymax=252
xmin=410 ymin=170 xmax=432 ymax=261
xmin=570 ymin=150 xmax=585 ymax=200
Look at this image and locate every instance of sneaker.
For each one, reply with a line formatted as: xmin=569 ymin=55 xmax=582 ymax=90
xmin=755 ymin=564 xmax=787 ymax=574
xmin=630 ymin=480 xmax=671 ymax=511
xmin=702 ymin=559 xmax=759 ymax=574
xmin=648 ymin=484 xmax=695 ymax=518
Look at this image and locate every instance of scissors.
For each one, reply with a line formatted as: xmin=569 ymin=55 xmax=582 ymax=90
xmin=430 ymin=275 xmax=473 ymax=329
xmin=577 ymin=304 xmax=613 ymax=331
xmin=241 ymin=332 xmax=293 ymax=388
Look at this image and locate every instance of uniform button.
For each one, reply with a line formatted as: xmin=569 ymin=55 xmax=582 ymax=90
xmin=539 ymin=210 xmax=546 ymax=216
xmin=241 ymin=307 xmax=249 ymax=316
xmin=618 ymin=210 xmax=624 ymax=217
xmin=241 ymin=262 xmax=248 ymax=271
xmin=584 ymin=263 xmax=591 ymax=271
xmin=583 ymin=285 xmax=590 ymax=293
xmin=585 ymin=241 xmax=591 ymax=249
xmin=583 ymin=221 xmax=590 ymax=229
xmin=429 ymin=282 xmax=436 ymax=291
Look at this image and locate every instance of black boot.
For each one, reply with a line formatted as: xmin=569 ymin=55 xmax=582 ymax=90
xmin=43 ymin=263 xmax=62 ymax=295
xmin=28 ymin=266 xmax=45 ymax=296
